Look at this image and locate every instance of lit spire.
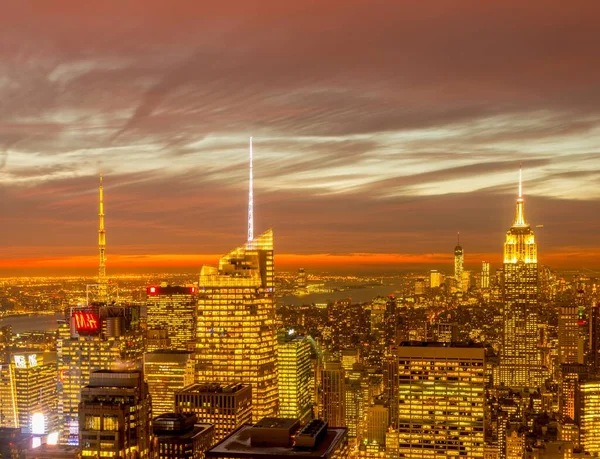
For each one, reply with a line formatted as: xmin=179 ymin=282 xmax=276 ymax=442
xmin=248 ymin=137 xmax=254 ymax=242
xmin=457 ymin=231 xmax=460 ymax=246
xmin=513 ymin=164 xmax=527 ymax=227
xmin=98 ymin=174 xmax=107 ymax=283
xmin=518 ymin=163 xmax=522 ymax=199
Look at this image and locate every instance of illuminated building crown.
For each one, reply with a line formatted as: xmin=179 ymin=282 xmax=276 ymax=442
xmin=504 ymin=166 xmax=537 ymax=264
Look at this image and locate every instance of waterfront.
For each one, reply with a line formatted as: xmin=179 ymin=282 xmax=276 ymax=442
xmin=0 ymin=312 xmax=64 ymax=334
xmin=279 ymin=281 xmax=403 ymax=306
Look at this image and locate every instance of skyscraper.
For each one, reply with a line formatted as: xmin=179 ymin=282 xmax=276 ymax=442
xmin=388 ymin=343 xmax=485 ymax=458
xmin=78 ymin=370 xmax=152 ymax=459
xmin=194 ymin=140 xmax=278 ymax=421
xmin=579 ymin=379 xmax=600 ymax=455
xmin=499 ymin=168 xmax=543 ymax=388
xmin=559 ymin=306 xmax=580 ymax=365
xmin=146 ymin=285 xmax=198 ymax=351
xmin=454 ymin=233 xmax=464 ymax=293
xmin=277 ymin=333 xmax=313 ymax=421
xmin=194 ymin=230 xmax=277 ymax=421
xmin=144 ymin=350 xmax=195 ymax=416
xmin=481 ymin=261 xmax=490 ymax=289
xmin=175 ymin=383 xmax=252 ymax=443
xmin=2 ymin=352 xmax=57 ymax=434
xmin=57 ymin=306 xmax=143 ymax=444
xmin=320 ymin=361 xmax=346 ymax=428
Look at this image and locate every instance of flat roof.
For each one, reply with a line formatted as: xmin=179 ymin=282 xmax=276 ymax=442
xmin=207 ymin=424 xmax=347 ymax=458
xmin=181 ymin=382 xmax=250 ymax=394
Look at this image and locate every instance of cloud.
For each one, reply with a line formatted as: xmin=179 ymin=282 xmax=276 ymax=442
xmin=0 ymin=1 xmax=600 ymax=271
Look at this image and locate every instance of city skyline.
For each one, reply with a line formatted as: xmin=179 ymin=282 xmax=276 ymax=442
xmin=2 ymin=1 xmax=600 ymax=273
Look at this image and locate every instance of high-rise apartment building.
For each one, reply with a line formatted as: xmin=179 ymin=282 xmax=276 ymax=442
xmin=175 ymin=383 xmax=252 ymax=443
xmin=344 ymin=364 xmax=368 ymax=441
xmin=78 ymin=370 xmax=152 ymax=459
xmin=144 ymin=351 xmax=195 ymax=416
xmin=499 ymin=170 xmax=543 ymax=388
xmin=146 ymin=285 xmax=197 ymax=351
xmin=454 ymin=233 xmax=464 ymax=293
xmin=320 ymin=361 xmax=346 ymax=428
xmin=57 ymin=306 xmax=144 ymax=444
xmin=277 ymin=334 xmax=313 ymax=422
xmin=194 ymin=230 xmax=277 ymax=421
xmin=389 ymin=343 xmax=485 ymax=458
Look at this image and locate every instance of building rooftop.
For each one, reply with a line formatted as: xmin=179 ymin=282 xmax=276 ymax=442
xmin=207 ymin=422 xmax=347 ymax=458
xmin=181 ymin=382 xmax=249 ymax=394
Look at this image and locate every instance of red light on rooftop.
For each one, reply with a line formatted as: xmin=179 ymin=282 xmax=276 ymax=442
xmin=148 ymin=286 xmax=158 ymax=295
xmin=190 ymin=287 xmax=196 ymax=294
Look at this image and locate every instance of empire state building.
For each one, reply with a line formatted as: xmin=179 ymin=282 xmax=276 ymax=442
xmin=498 ymin=169 xmax=545 ymax=388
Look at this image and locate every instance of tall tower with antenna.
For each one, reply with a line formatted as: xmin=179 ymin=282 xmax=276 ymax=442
xmin=454 ymin=232 xmax=464 ymax=293
xmin=195 ymin=138 xmax=278 ymax=421
xmin=248 ymin=137 xmax=254 ymax=243
xmin=499 ymin=165 xmax=543 ymax=388
xmin=98 ymin=175 xmax=107 ymax=302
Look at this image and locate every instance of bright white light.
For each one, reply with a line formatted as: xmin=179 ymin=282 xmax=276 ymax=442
xmin=288 ymin=329 xmax=295 ymax=335
xmin=47 ymin=432 xmax=59 ymax=445
xmin=32 ymin=437 xmax=42 ymax=449
xmin=31 ymin=412 xmax=45 ymax=435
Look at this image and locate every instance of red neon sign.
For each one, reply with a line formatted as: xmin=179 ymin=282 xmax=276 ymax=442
xmin=73 ymin=311 xmax=100 ymax=332
xmin=147 ymin=286 xmax=158 ymax=295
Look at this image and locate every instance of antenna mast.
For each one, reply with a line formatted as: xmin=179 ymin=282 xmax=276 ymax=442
xmin=98 ymin=175 xmax=107 ymax=286
xmin=248 ymin=137 xmax=254 ymax=242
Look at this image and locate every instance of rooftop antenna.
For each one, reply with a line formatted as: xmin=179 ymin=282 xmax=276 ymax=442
xmin=519 ymin=163 xmax=523 ymax=199
xmin=248 ymin=137 xmax=254 ymax=242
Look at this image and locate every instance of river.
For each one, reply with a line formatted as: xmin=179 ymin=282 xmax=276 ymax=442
xmin=0 ymin=313 xmax=64 ymax=334
xmin=278 ymin=282 xmax=402 ymax=306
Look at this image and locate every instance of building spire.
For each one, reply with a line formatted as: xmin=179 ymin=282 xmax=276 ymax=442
xmin=248 ymin=137 xmax=254 ymax=242
xmin=98 ymin=174 xmax=107 ymax=283
xmin=518 ymin=163 xmax=522 ymax=199
xmin=514 ymin=164 xmax=527 ymax=227
xmin=457 ymin=231 xmax=460 ymax=246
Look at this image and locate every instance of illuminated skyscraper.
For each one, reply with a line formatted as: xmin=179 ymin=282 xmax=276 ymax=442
xmin=146 ymin=285 xmax=198 ymax=351
xmin=579 ymin=379 xmax=600 ymax=455
xmin=57 ymin=306 xmax=143 ymax=444
xmin=429 ymin=270 xmax=442 ymax=289
xmin=194 ymin=230 xmax=277 ymax=421
xmin=78 ymin=370 xmax=151 ymax=459
xmin=320 ymin=361 xmax=346 ymax=428
xmin=499 ymin=168 xmax=543 ymax=388
xmin=454 ymin=233 xmax=464 ymax=293
xmin=175 ymin=383 xmax=252 ymax=443
xmin=144 ymin=350 xmax=195 ymax=416
xmin=1 ymin=352 xmax=57 ymax=434
xmin=277 ymin=333 xmax=313 ymax=422
xmin=388 ymin=343 xmax=485 ymax=458
xmin=194 ymin=143 xmax=277 ymax=421
xmin=481 ymin=262 xmax=490 ymax=289
xmin=559 ymin=306 xmax=580 ymax=364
